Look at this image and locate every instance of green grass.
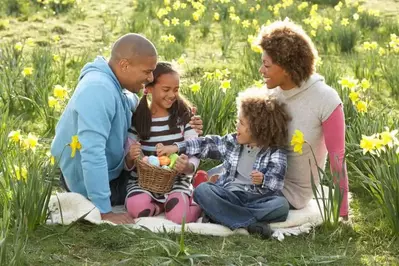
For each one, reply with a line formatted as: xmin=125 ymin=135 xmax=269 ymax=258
xmin=24 ymin=196 xmax=399 ymax=265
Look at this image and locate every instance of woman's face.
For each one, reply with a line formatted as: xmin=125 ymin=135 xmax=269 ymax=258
xmin=259 ymin=52 xmax=288 ymax=89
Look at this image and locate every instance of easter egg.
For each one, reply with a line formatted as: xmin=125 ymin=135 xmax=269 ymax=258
xmin=159 ymin=156 xmax=171 ymax=166
xmin=162 ymin=165 xmax=170 ymax=170
xmin=142 ymin=156 xmax=149 ymax=163
xmin=148 ymin=155 xmax=160 ymax=167
xmin=169 ymin=153 xmax=179 ymax=168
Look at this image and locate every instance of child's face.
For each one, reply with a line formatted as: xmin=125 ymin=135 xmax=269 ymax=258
xmin=236 ymin=114 xmax=255 ymax=145
xmin=148 ymin=73 xmax=180 ymax=110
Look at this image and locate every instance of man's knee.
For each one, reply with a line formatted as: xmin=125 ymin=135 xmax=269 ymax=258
xmin=193 ymin=182 xmax=214 ymax=202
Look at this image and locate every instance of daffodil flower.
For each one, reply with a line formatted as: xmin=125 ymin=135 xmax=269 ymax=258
xmin=290 ymin=130 xmax=305 ymax=154
xmin=70 ymin=135 xmax=82 ymax=158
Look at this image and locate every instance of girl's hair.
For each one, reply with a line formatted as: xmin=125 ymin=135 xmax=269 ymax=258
xmin=257 ymin=19 xmax=318 ymax=86
xmin=237 ymin=88 xmax=291 ymax=148
xmin=133 ymin=61 xmax=193 ymax=140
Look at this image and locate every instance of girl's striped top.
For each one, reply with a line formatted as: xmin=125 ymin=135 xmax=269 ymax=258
xmin=125 ymin=116 xmax=199 ymax=202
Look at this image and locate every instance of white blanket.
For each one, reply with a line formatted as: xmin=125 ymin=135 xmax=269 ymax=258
xmin=47 ymin=192 xmax=326 ymax=241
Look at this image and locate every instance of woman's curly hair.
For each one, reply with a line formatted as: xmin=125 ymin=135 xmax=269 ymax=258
xmin=258 ymin=19 xmax=318 ymax=86
xmin=237 ymin=88 xmax=291 ymax=148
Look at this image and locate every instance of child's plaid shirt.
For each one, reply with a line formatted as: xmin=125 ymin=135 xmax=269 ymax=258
xmin=175 ymin=133 xmax=287 ymax=195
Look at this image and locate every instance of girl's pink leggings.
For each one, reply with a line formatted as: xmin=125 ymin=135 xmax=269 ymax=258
xmin=126 ymin=192 xmax=201 ymax=224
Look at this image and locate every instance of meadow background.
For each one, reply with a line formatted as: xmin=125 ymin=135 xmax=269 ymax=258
xmin=0 ymin=0 xmax=398 ymax=265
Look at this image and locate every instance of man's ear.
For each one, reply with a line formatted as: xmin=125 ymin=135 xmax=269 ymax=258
xmin=119 ymin=59 xmax=130 ymax=72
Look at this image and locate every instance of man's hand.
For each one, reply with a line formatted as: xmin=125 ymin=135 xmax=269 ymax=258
xmin=174 ymin=154 xmax=194 ymax=174
xmin=156 ymin=143 xmax=178 ymax=156
xmin=251 ymin=170 xmax=264 ymax=185
xmin=189 ymin=107 xmax=203 ymax=135
xmin=101 ymin=212 xmax=134 ymax=224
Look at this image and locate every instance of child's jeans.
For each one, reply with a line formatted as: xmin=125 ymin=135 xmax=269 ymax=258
xmin=126 ymin=192 xmax=201 ymax=224
xmin=193 ymin=182 xmax=289 ymax=229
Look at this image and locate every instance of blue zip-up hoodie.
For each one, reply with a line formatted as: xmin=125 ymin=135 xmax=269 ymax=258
xmin=51 ymin=56 xmax=138 ymax=213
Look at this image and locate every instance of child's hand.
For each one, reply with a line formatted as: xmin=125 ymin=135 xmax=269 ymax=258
xmin=128 ymin=142 xmax=142 ymax=162
xmin=173 ymin=154 xmax=193 ymax=174
xmin=251 ymin=170 xmax=264 ymax=185
xmin=156 ymin=143 xmax=178 ymax=156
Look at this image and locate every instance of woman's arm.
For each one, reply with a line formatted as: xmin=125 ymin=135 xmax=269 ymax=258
xmin=322 ymin=104 xmax=349 ymax=218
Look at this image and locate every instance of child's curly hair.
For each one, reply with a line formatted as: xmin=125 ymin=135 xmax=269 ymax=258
xmin=237 ymin=88 xmax=291 ymax=148
xmin=257 ymin=19 xmax=318 ymax=86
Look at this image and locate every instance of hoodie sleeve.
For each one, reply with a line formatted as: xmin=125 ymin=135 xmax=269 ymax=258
xmin=74 ymin=83 xmax=116 ymax=214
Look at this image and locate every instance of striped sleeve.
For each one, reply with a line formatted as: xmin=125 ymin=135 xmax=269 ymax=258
xmin=183 ymin=123 xmax=199 ymax=173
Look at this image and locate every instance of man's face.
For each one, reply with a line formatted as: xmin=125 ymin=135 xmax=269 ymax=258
xmin=120 ymin=56 xmax=157 ymax=93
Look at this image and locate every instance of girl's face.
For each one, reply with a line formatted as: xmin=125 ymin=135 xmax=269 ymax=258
xmin=236 ymin=113 xmax=255 ymax=145
xmin=148 ymin=72 xmax=180 ymax=111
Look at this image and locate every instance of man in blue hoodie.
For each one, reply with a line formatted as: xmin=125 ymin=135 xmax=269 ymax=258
xmin=51 ymin=34 xmax=158 ymax=224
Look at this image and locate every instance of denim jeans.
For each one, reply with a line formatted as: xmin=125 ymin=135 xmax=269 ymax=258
xmin=193 ymin=182 xmax=289 ymax=230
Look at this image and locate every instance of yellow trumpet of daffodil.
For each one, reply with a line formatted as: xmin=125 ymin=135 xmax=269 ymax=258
xmin=291 ymin=130 xmax=305 ymax=154
xmin=70 ymin=135 xmax=82 ymax=158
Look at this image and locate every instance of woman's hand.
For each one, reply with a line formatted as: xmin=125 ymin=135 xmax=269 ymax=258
xmin=156 ymin=143 xmax=178 ymax=156
xmin=190 ymin=107 xmax=203 ymax=135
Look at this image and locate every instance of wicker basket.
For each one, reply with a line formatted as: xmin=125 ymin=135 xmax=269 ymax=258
xmin=135 ymin=158 xmax=178 ymax=194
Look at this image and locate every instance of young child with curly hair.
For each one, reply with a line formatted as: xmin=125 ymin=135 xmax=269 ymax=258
xmin=157 ymin=88 xmax=291 ymax=238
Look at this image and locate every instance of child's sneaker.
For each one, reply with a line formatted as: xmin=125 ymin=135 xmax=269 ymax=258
xmin=247 ymin=222 xmax=272 ymax=239
xmin=192 ymin=170 xmax=208 ymax=188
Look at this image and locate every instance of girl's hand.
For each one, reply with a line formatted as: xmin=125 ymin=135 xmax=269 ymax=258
xmin=190 ymin=107 xmax=203 ymax=135
xmin=156 ymin=143 xmax=178 ymax=156
xmin=251 ymin=170 xmax=264 ymax=185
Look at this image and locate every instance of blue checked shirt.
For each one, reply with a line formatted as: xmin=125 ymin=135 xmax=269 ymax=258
xmin=175 ymin=133 xmax=287 ymax=195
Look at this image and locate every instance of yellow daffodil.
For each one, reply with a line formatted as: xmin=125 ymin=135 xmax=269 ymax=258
xmin=183 ymin=20 xmax=191 ymax=27
xmin=22 ymin=67 xmax=34 ymax=77
xmin=156 ymin=8 xmax=168 ymax=19
xmin=378 ymin=47 xmax=386 ymax=56
xmin=380 ymin=127 xmax=398 ymax=148
xmin=253 ymin=79 xmax=264 ymax=88
xmin=14 ymin=165 xmax=28 ymax=182
xmin=360 ymin=78 xmax=371 ymax=90
xmin=171 ymin=17 xmax=179 ymax=26
xmin=46 ymin=151 xmax=55 ymax=165
xmin=220 ymin=79 xmax=231 ymax=92
xmin=214 ymin=12 xmax=220 ymax=21
xmin=70 ymin=135 xmax=82 ymax=158
xmin=297 ymin=2 xmax=309 ymax=11
xmin=8 ymin=130 xmax=22 ymax=143
xmin=341 ymin=18 xmax=349 ymax=26
xmin=176 ymin=54 xmax=186 ymax=65
xmin=167 ymin=34 xmax=175 ymax=43
xmin=353 ymin=13 xmax=359 ymax=21
xmin=251 ymin=44 xmax=263 ymax=53
xmin=190 ymin=82 xmax=201 ymax=93
xmin=25 ymin=133 xmax=39 ymax=151
xmin=349 ymin=91 xmax=359 ymax=103
xmin=26 ymin=38 xmax=35 ymax=47
xmin=242 ymin=20 xmax=250 ymax=28
xmin=202 ymin=72 xmax=214 ymax=80
xmin=53 ymin=54 xmax=60 ymax=62
xmin=53 ymin=85 xmax=68 ymax=100
xmin=360 ymin=134 xmax=377 ymax=154
xmin=14 ymin=42 xmax=23 ymax=51
xmin=192 ymin=11 xmax=201 ymax=21
xmin=52 ymin=35 xmax=61 ymax=43
xmin=291 ymin=130 xmax=305 ymax=154
xmin=163 ymin=18 xmax=170 ymax=27
xmin=356 ymin=100 xmax=368 ymax=113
